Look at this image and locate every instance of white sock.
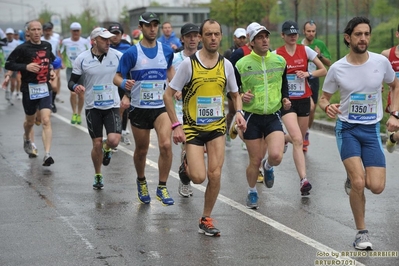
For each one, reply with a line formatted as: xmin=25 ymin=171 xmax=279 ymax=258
xmin=248 ymin=187 xmax=257 ymax=194
xmin=264 ymin=160 xmax=272 ymax=170
xmin=300 ymin=177 xmax=308 ymax=185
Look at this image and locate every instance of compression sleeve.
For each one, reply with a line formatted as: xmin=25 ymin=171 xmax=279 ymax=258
xmin=281 ymin=66 xmax=289 ymax=99
xmin=67 ymin=73 xmax=82 ymax=92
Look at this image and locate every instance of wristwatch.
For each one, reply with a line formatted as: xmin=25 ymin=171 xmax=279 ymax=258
xmin=390 ymin=111 xmax=399 ymax=119
xmin=318 ymin=54 xmax=323 ymax=59
xmin=236 ymin=110 xmax=245 ymax=117
xmin=308 ymin=71 xmax=313 ymax=79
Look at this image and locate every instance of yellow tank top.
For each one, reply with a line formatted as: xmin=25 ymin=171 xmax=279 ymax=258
xmin=182 ymin=54 xmax=227 ymax=136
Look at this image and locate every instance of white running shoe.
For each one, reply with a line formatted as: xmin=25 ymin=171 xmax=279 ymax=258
xmin=121 ymin=134 xmax=131 ymax=145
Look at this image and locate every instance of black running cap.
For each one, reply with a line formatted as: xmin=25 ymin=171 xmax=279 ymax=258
xmin=139 ymin=12 xmax=160 ymax=24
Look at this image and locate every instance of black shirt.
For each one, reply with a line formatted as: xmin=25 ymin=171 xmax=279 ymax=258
xmin=5 ymin=40 xmax=55 ymax=92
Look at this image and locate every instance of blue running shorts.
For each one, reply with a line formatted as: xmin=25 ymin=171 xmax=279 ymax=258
xmin=335 ymin=120 xmax=385 ymax=167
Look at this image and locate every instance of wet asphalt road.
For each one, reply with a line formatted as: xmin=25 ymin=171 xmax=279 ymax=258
xmin=0 ymin=71 xmax=399 ymax=266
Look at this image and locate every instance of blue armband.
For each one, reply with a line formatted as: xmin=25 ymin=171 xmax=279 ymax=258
xmin=121 ymin=79 xmax=127 ymax=90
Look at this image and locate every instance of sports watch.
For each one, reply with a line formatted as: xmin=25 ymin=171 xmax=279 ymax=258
xmin=390 ymin=111 xmax=399 ymax=119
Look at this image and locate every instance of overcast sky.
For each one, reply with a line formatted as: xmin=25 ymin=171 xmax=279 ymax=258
xmin=0 ymin=0 xmax=208 ymax=25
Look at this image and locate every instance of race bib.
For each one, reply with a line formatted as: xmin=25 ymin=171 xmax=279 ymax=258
xmin=93 ymin=84 xmax=114 ymax=107
xmin=28 ymin=83 xmax=49 ymax=100
xmin=196 ymin=96 xmax=223 ymax=125
xmin=67 ymin=46 xmax=78 ymax=61
xmin=287 ymin=74 xmax=305 ymax=97
xmin=348 ymin=93 xmax=377 ymax=121
xmin=139 ymin=82 xmax=164 ymax=107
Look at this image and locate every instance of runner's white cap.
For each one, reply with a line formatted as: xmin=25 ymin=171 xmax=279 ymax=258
xmin=233 ymin=28 xmax=246 ymax=38
xmin=70 ymin=22 xmax=82 ymax=30
xmin=90 ymin=27 xmax=115 ymax=40
xmin=246 ymin=22 xmax=270 ymax=42
xmin=5 ymin=28 xmax=14 ymax=34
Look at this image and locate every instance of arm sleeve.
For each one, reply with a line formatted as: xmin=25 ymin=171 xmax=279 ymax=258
xmin=67 ymin=73 xmax=82 ymax=91
xmin=281 ymin=66 xmax=289 ymax=99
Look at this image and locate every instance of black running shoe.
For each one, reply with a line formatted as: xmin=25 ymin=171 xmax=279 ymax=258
xmin=102 ymin=140 xmax=112 ymax=166
xmin=93 ymin=174 xmax=104 ymax=190
xmin=198 ymin=217 xmax=220 ymax=237
xmin=42 ymin=155 xmax=54 ymax=166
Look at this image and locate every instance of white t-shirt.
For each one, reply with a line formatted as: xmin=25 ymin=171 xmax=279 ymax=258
xmin=2 ymin=39 xmax=20 ymax=60
xmin=41 ymin=36 xmax=60 ymax=56
xmin=322 ymin=51 xmax=395 ymax=124
xmin=61 ymin=37 xmax=91 ymax=67
xmin=72 ymin=48 xmax=123 ymax=110
xmin=172 ymin=50 xmax=188 ymax=71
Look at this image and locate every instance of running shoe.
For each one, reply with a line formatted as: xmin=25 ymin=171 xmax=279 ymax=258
xmin=42 ymin=154 xmax=54 ymax=166
xmin=353 ymin=230 xmax=372 ymax=250
xmin=51 ymin=103 xmax=57 ymax=113
xmin=5 ymin=90 xmax=11 ymax=101
xmin=283 ymin=131 xmax=288 ymax=153
xmin=386 ymin=132 xmax=396 ymax=153
xmin=257 ymin=170 xmax=264 ymax=183
xmin=300 ymin=178 xmax=312 ymax=196
xmin=345 ymin=176 xmax=351 ymax=196
xmin=29 ymin=143 xmax=38 ymax=158
xmin=93 ymin=174 xmax=104 ymax=190
xmin=71 ymin=114 xmax=78 ymax=124
xmin=178 ymin=181 xmax=193 ymax=197
xmin=229 ymin=121 xmax=238 ymax=140
xmin=262 ymin=159 xmax=274 ymax=188
xmin=76 ymin=114 xmax=82 ymax=125
xmin=16 ymin=93 xmax=22 ymax=100
xmin=225 ymin=134 xmax=232 ymax=147
xmin=102 ymin=140 xmax=112 ymax=166
xmin=179 ymin=151 xmax=191 ymax=185
xmin=198 ymin=217 xmax=220 ymax=237
xmin=35 ymin=117 xmax=41 ymax=126
xmin=284 ymin=141 xmax=288 ymax=153
xmin=137 ymin=179 xmax=151 ymax=204
xmin=156 ymin=186 xmax=175 ymax=206
xmin=241 ymin=142 xmax=247 ymax=150
xmin=303 ymin=145 xmax=308 ymax=152
xmin=246 ymin=191 xmax=259 ymax=209
xmin=121 ymin=134 xmax=131 ymax=145
xmin=23 ymin=135 xmax=34 ymax=155
xmin=55 ymin=96 xmax=64 ymax=103
xmin=303 ymin=130 xmax=310 ymax=147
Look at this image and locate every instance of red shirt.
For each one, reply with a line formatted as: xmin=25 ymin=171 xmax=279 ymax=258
xmin=276 ymin=44 xmax=312 ymax=99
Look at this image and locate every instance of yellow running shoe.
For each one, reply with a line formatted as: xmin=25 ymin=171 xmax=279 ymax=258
xmin=229 ymin=122 xmax=238 ymax=139
xmin=386 ymin=132 xmax=397 ymax=153
xmin=257 ymin=170 xmax=264 ymax=183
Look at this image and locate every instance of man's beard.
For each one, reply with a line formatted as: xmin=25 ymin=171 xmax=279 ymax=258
xmin=352 ymin=43 xmax=368 ymax=54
